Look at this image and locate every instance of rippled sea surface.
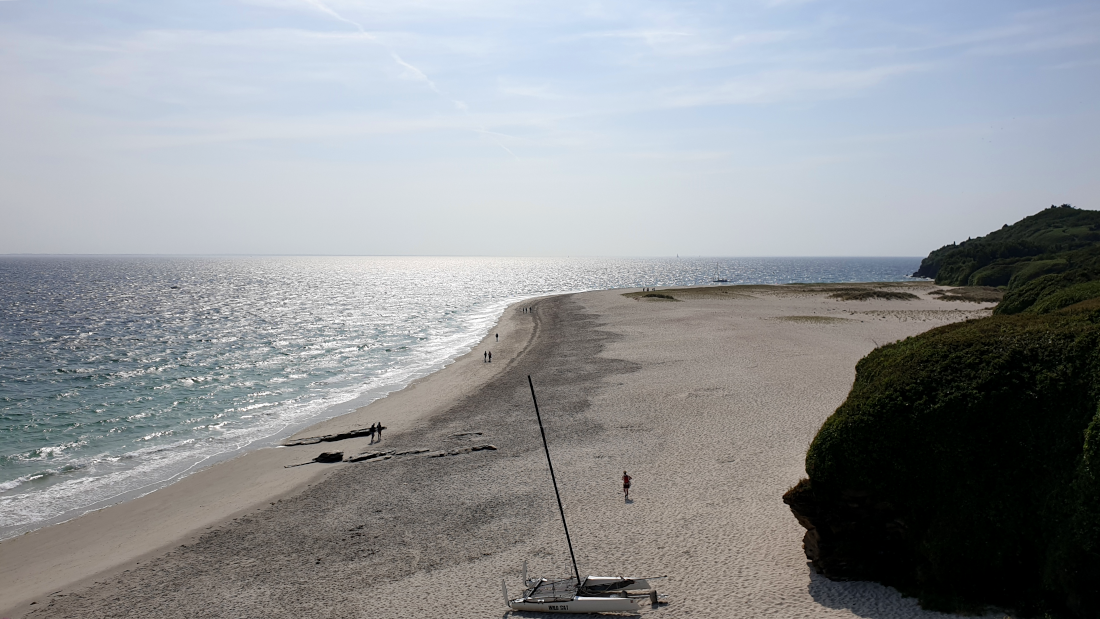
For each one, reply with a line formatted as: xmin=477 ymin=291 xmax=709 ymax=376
xmin=0 ymin=256 xmax=919 ymax=538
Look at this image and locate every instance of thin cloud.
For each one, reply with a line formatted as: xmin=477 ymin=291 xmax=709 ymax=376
xmin=764 ymin=0 xmax=820 ymax=7
xmin=1049 ymin=57 xmax=1100 ymax=70
xmin=661 ymin=64 xmax=928 ymax=108
xmin=498 ymin=80 xmax=566 ymax=100
xmin=573 ymin=30 xmax=692 ymax=41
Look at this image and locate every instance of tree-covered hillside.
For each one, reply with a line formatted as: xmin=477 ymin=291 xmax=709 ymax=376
xmin=913 ymin=205 xmax=1100 ymax=313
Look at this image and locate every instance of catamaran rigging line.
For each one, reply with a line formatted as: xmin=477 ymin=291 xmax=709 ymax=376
xmin=504 ymin=376 xmax=668 ymax=613
xmin=525 ymin=376 xmax=580 ymax=584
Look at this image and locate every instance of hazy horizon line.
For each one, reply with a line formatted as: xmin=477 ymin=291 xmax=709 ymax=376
xmin=0 ymin=253 xmax=925 ymax=259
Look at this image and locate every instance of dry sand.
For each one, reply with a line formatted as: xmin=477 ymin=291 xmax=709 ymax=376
xmin=2 ymin=284 xmax=1004 ymax=618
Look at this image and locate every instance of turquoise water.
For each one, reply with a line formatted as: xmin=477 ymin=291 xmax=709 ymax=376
xmin=0 ymin=256 xmax=920 ymax=538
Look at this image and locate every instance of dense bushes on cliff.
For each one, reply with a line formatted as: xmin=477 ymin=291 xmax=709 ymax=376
xmin=784 ymin=310 xmax=1100 ymax=616
xmin=996 ymin=253 xmax=1100 ymax=315
xmin=914 ymin=205 xmax=1100 ymax=284
xmin=913 ymin=206 xmax=1100 ymax=314
xmin=789 ymin=205 xmax=1100 ymax=614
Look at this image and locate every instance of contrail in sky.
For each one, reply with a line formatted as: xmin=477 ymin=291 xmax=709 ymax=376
xmin=299 ymin=0 xmax=446 ymax=100
xmin=298 ymin=0 xmax=518 ymax=159
xmin=497 ymin=142 xmax=520 ymax=161
xmin=300 ymin=0 xmax=362 ymax=31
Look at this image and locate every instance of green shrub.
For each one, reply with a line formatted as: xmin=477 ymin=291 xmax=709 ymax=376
xmin=997 ymin=274 xmax=1067 ymax=315
xmin=793 ymin=311 xmax=1100 ymax=616
xmin=967 ymin=262 xmax=1017 ymax=287
xmin=998 ymin=269 xmax=1100 ymax=315
xmin=1008 ymin=259 xmax=1068 ymax=288
xmin=1029 ymin=282 xmax=1100 ymax=314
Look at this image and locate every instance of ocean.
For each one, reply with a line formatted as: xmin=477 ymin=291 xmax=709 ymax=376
xmin=0 ymin=256 xmax=920 ymax=539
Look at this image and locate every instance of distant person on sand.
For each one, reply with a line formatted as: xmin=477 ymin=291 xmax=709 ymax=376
xmin=376 ymin=423 xmax=382 ymax=441
xmin=483 ymin=351 xmax=487 ymax=363
xmin=496 ymin=333 xmax=499 ymax=342
xmin=622 ymin=471 xmax=632 ymax=499
xmin=488 ymin=351 xmax=492 ymax=363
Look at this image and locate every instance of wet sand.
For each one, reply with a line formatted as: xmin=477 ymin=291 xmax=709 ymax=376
xmin=0 ymin=297 xmax=539 ymax=617
xmin=3 ymin=284 xmax=999 ymax=618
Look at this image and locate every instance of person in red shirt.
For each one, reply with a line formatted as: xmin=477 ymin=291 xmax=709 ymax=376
xmin=622 ymin=471 xmax=632 ymax=499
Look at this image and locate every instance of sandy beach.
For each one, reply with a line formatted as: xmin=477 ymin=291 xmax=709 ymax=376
xmin=1 ymin=284 xmax=999 ymax=618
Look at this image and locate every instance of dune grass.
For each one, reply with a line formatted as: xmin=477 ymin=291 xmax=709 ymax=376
xmin=775 ymin=316 xmax=852 ymax=324
xmin=927 ymin=286 xmax=1004 ymax=303
xmin=827 ymin=289 xmax=921 ymax=301
xmin=623 ymin=282 xmax=933 ymax=301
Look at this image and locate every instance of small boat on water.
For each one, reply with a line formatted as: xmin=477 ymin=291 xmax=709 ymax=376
xmin=713 ymin=262 xmax=728 ymax=283
xmin=503 ymin=376 xmax=667 ymax=614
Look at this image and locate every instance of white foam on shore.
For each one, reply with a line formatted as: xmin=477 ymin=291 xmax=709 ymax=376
xmin=0 ymin=294 xmax=525 ymax=539
xmin=0 ymin=257 xmax=921 ymax=541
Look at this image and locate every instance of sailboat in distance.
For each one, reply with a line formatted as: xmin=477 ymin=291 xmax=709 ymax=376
xmin=713 ymin=262 xmax=729 ymax=283
xmin=502 ymin=376 xmax=667 ymax=613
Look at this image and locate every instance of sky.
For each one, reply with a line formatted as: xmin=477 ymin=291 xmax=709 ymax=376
xmin=1 ymin=0 xmax=1098 ymax=256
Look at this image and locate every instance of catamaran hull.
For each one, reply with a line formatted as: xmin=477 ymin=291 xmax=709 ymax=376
xmin=508 ymin=596 xmax=641 ymax=613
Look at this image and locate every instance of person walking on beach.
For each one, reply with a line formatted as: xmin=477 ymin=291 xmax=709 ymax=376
xmin=483 ymin=351 xmax=487 ymax=363
xmin=376 ymin=422 xmax=382 ymax=441
xmin=622 ymin=471 xmax=632 ymax=500
xmin=496 ymin=333 xmax=499 ymax=342
xmin=488 ymin=351 xmax=492 ymax=363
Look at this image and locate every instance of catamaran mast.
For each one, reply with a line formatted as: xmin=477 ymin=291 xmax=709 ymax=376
xmin=527 ymin=375 xmax=580 ymax=583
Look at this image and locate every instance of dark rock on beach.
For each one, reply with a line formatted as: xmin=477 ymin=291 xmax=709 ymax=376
xmin=345 ymin=449 xmax=393 ymax=463
xmin=428 ymin=444 xmax=497 ymax=457
xmin=282 ymin=426 xmax=385 ymax=447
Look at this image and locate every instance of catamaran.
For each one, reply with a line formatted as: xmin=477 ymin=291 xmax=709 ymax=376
xmin=502 ymin=376 xmax=667 ymax=614
xmin=504 ymin=563 xmax=664 ymax=612
xmin=713 ymin=262 xmax=728 ymax=283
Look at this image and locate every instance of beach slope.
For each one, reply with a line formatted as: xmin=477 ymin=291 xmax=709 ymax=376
xmin=7 ymin=284 xmax=997 ymax=618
